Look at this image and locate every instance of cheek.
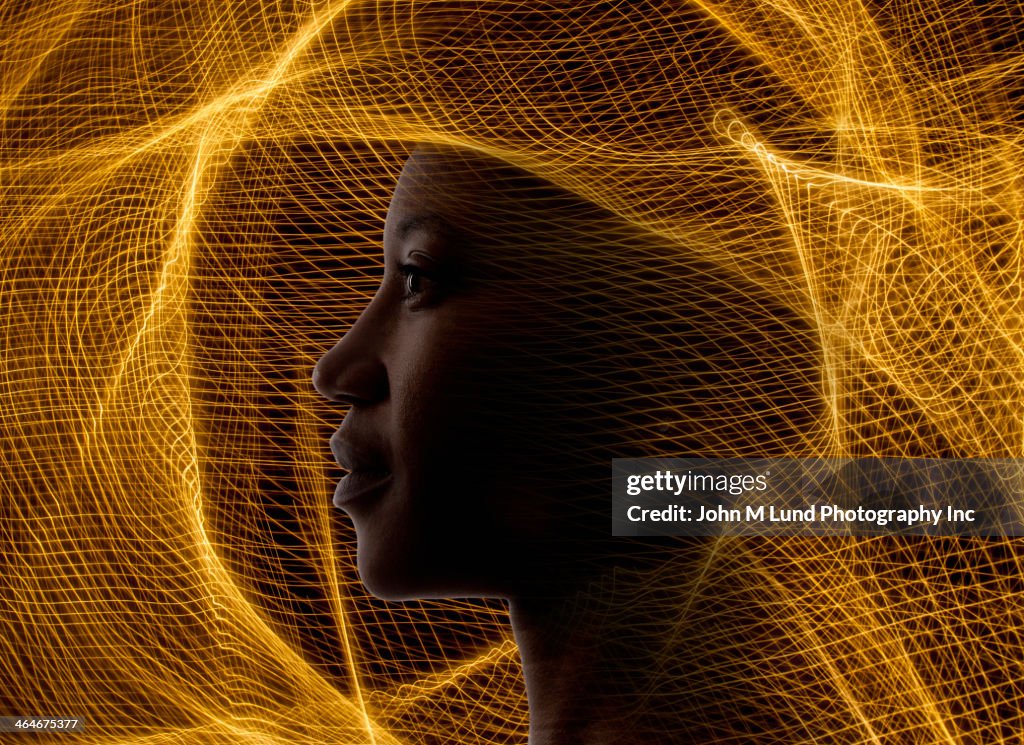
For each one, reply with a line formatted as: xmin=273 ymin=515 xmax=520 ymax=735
xmin=385 ymin=291 xmax=609 ymax=472
xmin=389 ymin=308 xmax=572 ymax=477
xmin=385 ymin=310 xmax=535 ymax=510
xmin=385 ymin=312 xmax=487 ymax=477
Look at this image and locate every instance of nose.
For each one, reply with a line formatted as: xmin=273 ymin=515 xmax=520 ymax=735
xmin=312 ymin=306 xmax=389 ymax=406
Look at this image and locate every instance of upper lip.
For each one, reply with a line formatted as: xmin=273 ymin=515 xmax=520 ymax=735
xmin=330 ymin=427 xmax=390 ymax=473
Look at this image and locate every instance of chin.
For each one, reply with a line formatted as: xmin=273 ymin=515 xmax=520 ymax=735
xmin=356 ymin=547 xmax=443 ymax=601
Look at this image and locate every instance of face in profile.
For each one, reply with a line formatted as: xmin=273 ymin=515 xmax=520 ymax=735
xmin=312 ymin=148 xmax=598 ymax=600
xmin=313 ymin=146 xmax=816 ymax=601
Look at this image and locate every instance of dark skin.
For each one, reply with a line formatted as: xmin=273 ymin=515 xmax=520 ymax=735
xmin=313 ymin=146 xmax=819 ymax=743
xmin=313 ymin=148 xmax=596 ymax=601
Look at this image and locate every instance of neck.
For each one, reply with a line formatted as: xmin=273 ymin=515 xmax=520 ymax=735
xmin=508 ymin=578 xmax=646 ymax=745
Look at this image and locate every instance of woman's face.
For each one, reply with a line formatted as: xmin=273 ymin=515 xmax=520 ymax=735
xmin=313 ymin=148 xmax=597 ymax=600
xmin=313 ymin=148 xmax=818 ymax=600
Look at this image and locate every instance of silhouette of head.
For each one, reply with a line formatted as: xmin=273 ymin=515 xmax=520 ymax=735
xmin=313 ymin=145 xmax=816 ymax=600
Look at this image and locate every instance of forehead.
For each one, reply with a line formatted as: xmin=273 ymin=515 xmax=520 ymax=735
xmin=386 ymin=148 xmax=535 ymax=234
xmin=385 ymin=147 xmax=615 ymax=261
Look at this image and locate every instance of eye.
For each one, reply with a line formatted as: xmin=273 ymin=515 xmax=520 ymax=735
xmin=398 ymin=264 xmax=442 ymax=306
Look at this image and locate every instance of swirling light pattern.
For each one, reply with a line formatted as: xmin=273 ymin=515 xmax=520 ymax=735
xmin=2 ymin=0 xmax=1023 ymax=742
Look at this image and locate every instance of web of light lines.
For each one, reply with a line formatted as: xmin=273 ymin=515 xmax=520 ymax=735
xmin=2 ymin=0 xmax=1023 ymax=743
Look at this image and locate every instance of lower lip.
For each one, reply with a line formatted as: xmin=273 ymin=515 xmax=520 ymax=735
xmin=333 ymin=470 xmax=393 ymax=508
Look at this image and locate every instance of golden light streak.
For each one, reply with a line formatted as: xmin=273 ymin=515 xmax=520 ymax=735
xmin=3 ymin=0 xmax=1024 ymax=742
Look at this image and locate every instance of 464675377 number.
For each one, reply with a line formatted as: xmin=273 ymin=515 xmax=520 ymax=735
xmin=0 ymin=717 xmax=84 ymax=732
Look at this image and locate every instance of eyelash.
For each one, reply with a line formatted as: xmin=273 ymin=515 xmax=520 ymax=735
xmin=398 ymin=264 xmax=440 ymax=304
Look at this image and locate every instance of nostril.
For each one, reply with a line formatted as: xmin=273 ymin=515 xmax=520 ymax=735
xmin=335 ymin=390 xmax=369 ymax=407
xmin=314 ymin=302 xmax=389 ymax=405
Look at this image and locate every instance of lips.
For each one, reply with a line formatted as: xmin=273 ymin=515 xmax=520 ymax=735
xmin=330 ymin=427 xmax=392 ymax=508
xmin=333 ymin=469 xmax=393 ymax=508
